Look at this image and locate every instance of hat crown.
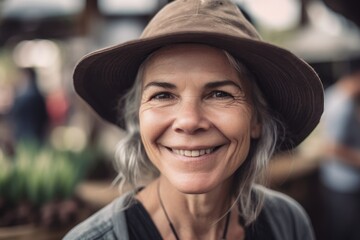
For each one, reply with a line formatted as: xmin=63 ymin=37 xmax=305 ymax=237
xmin=141 ymin=0 xmax=260 ymax=40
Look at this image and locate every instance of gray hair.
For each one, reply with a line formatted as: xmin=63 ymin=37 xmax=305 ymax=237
xmin=113 ymin=49 xmax=281 ymax=225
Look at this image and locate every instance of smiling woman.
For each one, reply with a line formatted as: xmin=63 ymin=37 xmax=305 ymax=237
xmin=63 ymin=0 xmax=323 ymax=239
xmin=139 ymin=44 xmax=259 ymax=193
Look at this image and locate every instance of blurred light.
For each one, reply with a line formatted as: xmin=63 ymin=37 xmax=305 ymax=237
xmin=51 ymin=126 xmax=87 ymax=153
xmin=13 ymin=40 xmax=60 ymax=68
xmin=51 ymin=127 xmax=64 ymax=151
xmin=99 ymin=19 xmax=144 ymax=47
xmin=2 ymin=0 xmax=84 ymax=18
xmin=99 ymin=0 xmax=158 ymax=15
xmin=243 ymin=0 xmax=300 ymax=31
xmin=63 ymin=127 xmax=87 ymax=152
xmin=307 ymin=1 xmax=343 ymax=36
xmin=281 ymin=0 xmax=360 ymax=62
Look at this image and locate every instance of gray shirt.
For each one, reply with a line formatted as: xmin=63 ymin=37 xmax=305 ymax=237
xmin=63 ymin=186 xmax=314 ymax=240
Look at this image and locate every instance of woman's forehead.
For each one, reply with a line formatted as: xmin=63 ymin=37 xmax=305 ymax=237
xmin=140 ymin=44 xmax=253 ymax=92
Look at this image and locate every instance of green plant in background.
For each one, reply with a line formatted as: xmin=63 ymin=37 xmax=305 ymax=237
xmin=0 ymin=150 xmax=12 ymax=199
xmin=0 ymin=141 xmax=98 ymax=227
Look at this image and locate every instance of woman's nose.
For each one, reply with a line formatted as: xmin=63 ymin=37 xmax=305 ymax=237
xmin=172 ymin=99 xmax=211 ymax=134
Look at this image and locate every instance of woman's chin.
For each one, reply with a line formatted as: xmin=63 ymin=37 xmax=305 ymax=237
xmin=167 ymin=176 xmax=220 ymax=195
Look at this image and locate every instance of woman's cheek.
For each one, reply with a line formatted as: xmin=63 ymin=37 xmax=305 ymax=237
xmin=139 ymin=106 xmax=172 ymax=145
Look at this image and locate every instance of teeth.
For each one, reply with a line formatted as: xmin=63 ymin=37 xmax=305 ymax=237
xmin=172 ymin=148 xmax=215 ymax=157
xmin=185 ymin=150 xmax=192 ymax=156
xmin=191 ymin=150 xmax=199 ymax=157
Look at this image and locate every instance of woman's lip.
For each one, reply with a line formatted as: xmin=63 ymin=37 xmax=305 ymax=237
xmin=166 ymin=145 xmax=222 ymax=157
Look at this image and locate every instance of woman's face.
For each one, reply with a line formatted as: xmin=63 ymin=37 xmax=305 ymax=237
xmin=139 ymin=44 xmax=261 ymax=194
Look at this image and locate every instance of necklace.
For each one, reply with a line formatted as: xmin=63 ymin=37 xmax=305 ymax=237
xmin=157 ymin=182 xmax=231 ymax=240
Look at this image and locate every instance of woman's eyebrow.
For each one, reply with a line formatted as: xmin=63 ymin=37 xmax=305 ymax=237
xmin=204 ymin=80 xmax=242 ymax=90
xmin=143 ymin=81 xmax=177 ymax=91
xmin=143 ymin=80 xmax=241 ymax=91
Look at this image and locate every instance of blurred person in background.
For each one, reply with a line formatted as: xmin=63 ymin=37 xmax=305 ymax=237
xmin=64 ymin=0 xmax=323 ymax=239
xmin=319 ymin=65 xmax=360 ymax=240
xmin=9 ymin=67 xmax=49 ymax=145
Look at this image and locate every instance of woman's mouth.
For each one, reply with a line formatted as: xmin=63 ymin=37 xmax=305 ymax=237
xmin=170 ymin=146 xmax=221 ymax=157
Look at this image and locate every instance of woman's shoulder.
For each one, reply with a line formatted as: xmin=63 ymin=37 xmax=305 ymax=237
xmin=256 ymin=185 xmax=306 ymax=216
xmin=254 ymin=185 xmax=315 ymax=240
xmin=62 ymin=191 xmax=134 ymax=240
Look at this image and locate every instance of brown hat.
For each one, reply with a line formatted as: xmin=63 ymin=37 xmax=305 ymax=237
xmin=73 ymin=0 xmax=324 ymax=150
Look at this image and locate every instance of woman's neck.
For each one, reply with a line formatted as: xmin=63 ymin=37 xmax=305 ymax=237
xmin=137 ymin=177 xmax=240 ymax=239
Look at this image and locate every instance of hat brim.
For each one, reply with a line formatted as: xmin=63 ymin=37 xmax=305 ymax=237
xmin=74 ymin=32 xmax=323 ymax=150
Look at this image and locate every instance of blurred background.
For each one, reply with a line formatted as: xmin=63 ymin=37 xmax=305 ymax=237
xmin=0 ymin=0 xmax=360 ymax=239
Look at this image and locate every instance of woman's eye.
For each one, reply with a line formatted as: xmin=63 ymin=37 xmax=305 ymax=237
xmin=209 ymin=91 xmax=233 ymax=99
xmin=151 ymin=92 xmax=174 ymax=100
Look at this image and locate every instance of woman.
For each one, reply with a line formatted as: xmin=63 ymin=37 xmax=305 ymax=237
xmin=64 ymin=0 xmax=323 ymax=239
